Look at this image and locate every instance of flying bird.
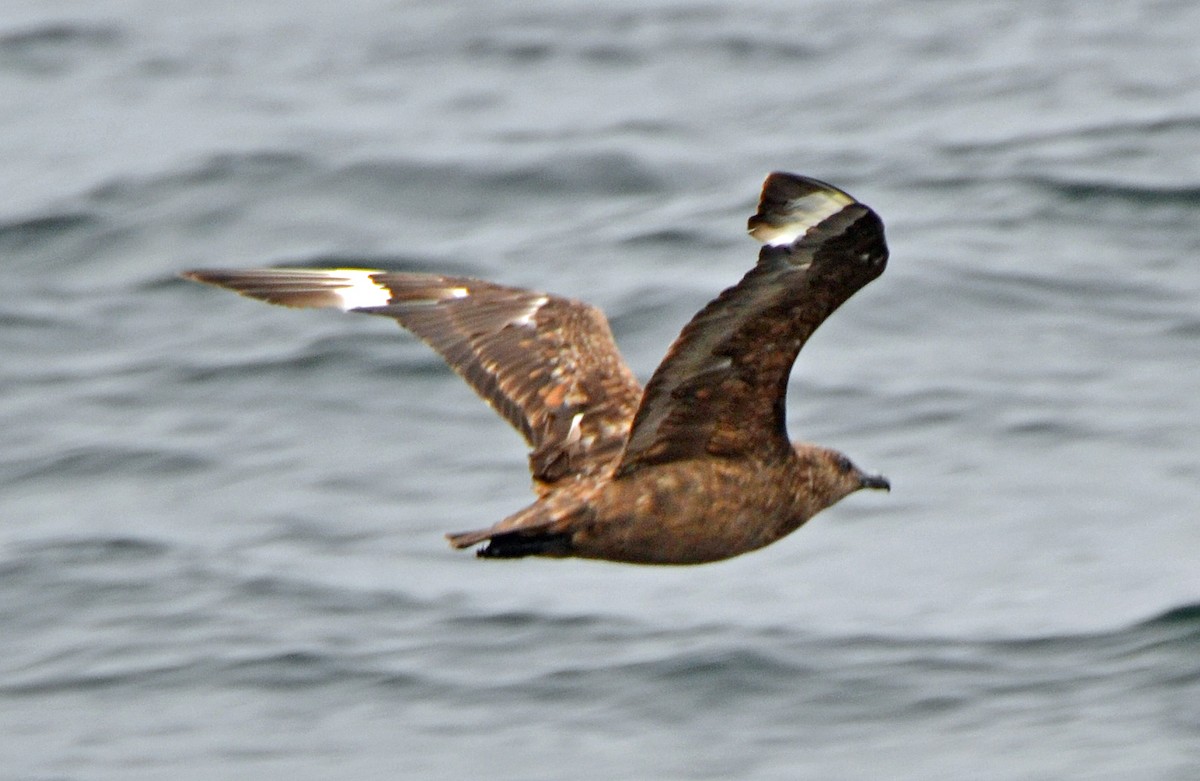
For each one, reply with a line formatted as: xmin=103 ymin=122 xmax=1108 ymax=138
xmin=183 ymin=172 xmax=890 ymax=565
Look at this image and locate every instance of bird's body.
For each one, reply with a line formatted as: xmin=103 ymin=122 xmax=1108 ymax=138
xmin=184 ymin=172 xmax=891 ymax=565
xmin=462 ymin=446 xmax=875 ymax=565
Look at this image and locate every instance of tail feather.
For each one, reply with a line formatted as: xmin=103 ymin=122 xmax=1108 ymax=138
xmin=445 ymin=528 xmax=572 ymax=559
xmin=446 ymin=492 xmax=588 ymax=558
xmin=446 ymin=528 xmax=494 ymax=549
xmin=477 ymin=531 xmax=573 ymax=558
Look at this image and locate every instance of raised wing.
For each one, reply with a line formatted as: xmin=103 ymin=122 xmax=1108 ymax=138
xmin=615 ymin=173 xmax=888 ymax=476
xmin=182 ymin=268 xmax=643 ymax=488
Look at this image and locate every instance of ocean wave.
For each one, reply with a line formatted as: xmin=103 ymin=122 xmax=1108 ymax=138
xmin=0 ymin=212 xmax=102 ymax=269
xmin=0 ymin=21 xmax=123 ymax=75
xmin=0 ymin=21 xmax=121 ymax=50
xmin=87 ymin=150 xmax=315 ymax=205
xmin=1025 ymin=175 xmax=1200 ymax=207
xmin=3 ymin=445 xmax=211 ymax=485
xmin=940 ymin=113 xmax=1200 ymax=154
xmin=953 ymin=266 xmax=1176 ymax=317
xmin=172 ymin=332 xmax=435 ymax=384
xmin=77 ymin=149 xmax=663 ymax=250
xmin=332 ymin=150 xmax=662 ymax=199
xmin=4 ymin=531 xmax=1197 ymax=712
xmin=1139 ymin=602 xmax=1200 ymax=629
xmin=1 ymin=535 xmax=171 ymax=572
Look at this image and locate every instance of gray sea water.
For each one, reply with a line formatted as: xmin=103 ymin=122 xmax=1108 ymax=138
xmin=2 ymin=1 xmax=1199 ymax=779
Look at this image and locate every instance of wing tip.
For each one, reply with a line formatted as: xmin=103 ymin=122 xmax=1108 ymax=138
xmin=180 ymin=267 xmax=393 ymax=310
xmin=747 ymin=172 xmax=859 ymax=247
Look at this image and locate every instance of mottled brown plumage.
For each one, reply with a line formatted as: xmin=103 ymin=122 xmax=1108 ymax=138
xmin=183 ymin=172 xmax=890 ymax=565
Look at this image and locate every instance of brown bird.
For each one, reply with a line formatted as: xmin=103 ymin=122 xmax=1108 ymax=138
xmin=183 ymin=172 xmax=890 ymax=565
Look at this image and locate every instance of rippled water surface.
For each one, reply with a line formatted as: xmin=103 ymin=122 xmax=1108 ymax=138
xmin=2 ymin=1 xmax=1199 ymax=779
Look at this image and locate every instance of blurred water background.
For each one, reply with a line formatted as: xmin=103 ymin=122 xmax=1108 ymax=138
xmin=2 ymin=0 xmax=1198 ymax=778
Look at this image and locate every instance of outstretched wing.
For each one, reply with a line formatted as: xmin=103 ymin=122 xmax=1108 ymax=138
xmin=615 ymin=172 xmax=888 ymax=477
xmin=182 ymin=268 xmax=643 ymax=488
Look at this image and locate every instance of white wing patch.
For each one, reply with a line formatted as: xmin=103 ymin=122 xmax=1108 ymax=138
xmin=321 ymin=269 xmax=394 ymax=310
xmin=510 ymin=295 xmax=549 ymax=327
xmin=748 ymin=189 xmax=855 ymax=247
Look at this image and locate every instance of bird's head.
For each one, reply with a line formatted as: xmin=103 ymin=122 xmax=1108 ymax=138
xmin=794 ymin=443 xmax=890 ymax=511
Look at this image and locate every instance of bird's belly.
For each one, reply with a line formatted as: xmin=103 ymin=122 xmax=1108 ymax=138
xmin=569 ymin=461 xmax=800 ymax=565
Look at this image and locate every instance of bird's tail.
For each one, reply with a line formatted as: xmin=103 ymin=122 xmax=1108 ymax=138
xmin=445 ymin=527 xmax=497 ymax=549
xmin=471 ymin=531 xmax=573 ymax=558
xmin=446 ymin=497 xmax=583 ymax=558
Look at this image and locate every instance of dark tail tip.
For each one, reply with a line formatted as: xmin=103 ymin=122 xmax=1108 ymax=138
xmin=475 ymin=532 xmax=573 ymax=559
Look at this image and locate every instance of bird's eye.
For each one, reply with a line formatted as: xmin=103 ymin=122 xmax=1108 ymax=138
xmin=836 ymin=455 xmax=854 ymax=473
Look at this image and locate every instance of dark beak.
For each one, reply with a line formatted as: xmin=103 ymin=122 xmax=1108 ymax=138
xmin=859 ymin=472 xmax=891 ymax=492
